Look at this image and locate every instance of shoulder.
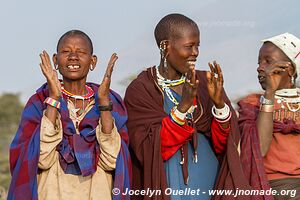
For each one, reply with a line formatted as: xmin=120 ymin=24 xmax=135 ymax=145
xmin=126 ymin=67 xmax=155 ymax=93
xmin=238 ymin=93 xmax=261 ymax=106
xmin=25 ymin=83 xmax=48 ymax=108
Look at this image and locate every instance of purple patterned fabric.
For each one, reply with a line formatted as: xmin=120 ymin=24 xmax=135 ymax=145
xmin=8 ymin=83 xmax=131 ymax=200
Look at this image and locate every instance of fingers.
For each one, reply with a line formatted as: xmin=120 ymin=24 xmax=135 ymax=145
xmin=267 ymin=61 xmax=291 ymax=73
xmin=103 ymin=53 xmax=118 ymax=80
xmin=40 ymin=50 xmax=53 ymax=71
xmin=190 ymin=66 xmax=196 ymax=83
xmin=214 ymin=61 xmax=224 ymax=84
xmin=39 ymin=63 xmax=47 ymax=76
xmin=185 ymin=66 xmax=198 ymax=88
xmin=186 ymin=66 xmax=192 ymax=82
xmin=208 ymin=61 xmax=216 ymax=81
xmin=206 ymin=61 xmax=224 ymax=85
xmin=206 ymin=71 xmax=212 ymax=84
xmin=267 ymin=62 xmax=291 ymax=75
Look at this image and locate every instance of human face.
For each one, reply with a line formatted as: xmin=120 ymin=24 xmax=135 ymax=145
xmin=53 ymin=34 xmax=97 ymax=82
xmin=257 ymin=42 xmax=293 ymax=90
xmin=166 ymin=27 xmax=200 ymax=76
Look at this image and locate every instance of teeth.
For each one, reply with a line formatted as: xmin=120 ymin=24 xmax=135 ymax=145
xmin=187 ymin=61 xmax=196 ymax=65
xmin=67 ymin=65 xmax=80 ymax=69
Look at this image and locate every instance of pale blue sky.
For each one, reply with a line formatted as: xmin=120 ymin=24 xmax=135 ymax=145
xmin=1 ymin=0 xmax=299 ymax=102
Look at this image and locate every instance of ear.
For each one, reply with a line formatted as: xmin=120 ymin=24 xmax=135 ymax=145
xmin=53 ymin=54 xmax=57 ymax=66
xmin=160 ymin=40 xmax=170 ymax=57
xmin=288 ymin=63 xmax=296 ymax=77
xmin=91 ymin=55 xmax=98 ymax=70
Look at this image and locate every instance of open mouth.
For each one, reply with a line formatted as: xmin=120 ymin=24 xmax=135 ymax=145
xmin=258 ymin=75 xmax=265 ymax=82
xmin=67 ymin=65 xmax=80 ymax=70
xmin=187 ymin=61 xmax=196 ymax=66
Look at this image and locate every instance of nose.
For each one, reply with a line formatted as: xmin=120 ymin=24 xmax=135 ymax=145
xmin=192 ymin=46 xmax=199 ymax=57
xmin=68 ymin=52 xmax=79 ymax=60
xmin=257 ymin=63 xmax=266 ymax=73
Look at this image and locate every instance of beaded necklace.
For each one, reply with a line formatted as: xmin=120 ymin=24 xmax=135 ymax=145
xmin=275 ymin=88 xmax=300 ymax=112
xmin=273 ymin=88 xmax=300 ymax=121
xmin=156 ymin=66 xmax=197 ymax=118
xmin=156 ymin=66 xmax=185 ymax=105
xmin=61 ymin=84 xmax=94 ymax=100
xmin=61 ymin=83 xmax=95 ymax=128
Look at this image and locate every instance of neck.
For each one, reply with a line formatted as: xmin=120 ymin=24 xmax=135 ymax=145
xmin=62 ymin=78 xmax=87 ymax=95
xmin=278 ymin=83 xmax=296 ymax=90
xmin=158 ymin=61 xmax=182 ymax=80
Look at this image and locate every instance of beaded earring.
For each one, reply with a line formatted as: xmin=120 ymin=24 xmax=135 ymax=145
xmin=291 ymin=76 xmax=295 ymax=86
xmin=90 ymin=65 xmax=95 ymax=71
xmin=159 ymin=41 xmax=168 ymax=72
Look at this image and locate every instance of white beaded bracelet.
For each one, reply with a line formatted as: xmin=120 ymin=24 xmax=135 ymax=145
xmin=173 ymin=107 xmax=188 ymax=121
xmin=211 ymin=103 xmax=230 ymax=120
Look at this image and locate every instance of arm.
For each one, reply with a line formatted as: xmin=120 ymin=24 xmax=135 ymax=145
xmin=256 ymin=61 xmax=291 ymax=156
xmin=160 ymin=117 xmax=194 ymax=160
xmin=96 ymin=54 xmax=121 ymax=170
xmin=39 ymin=50 xmax=62 ymax=125
xmin=38 ymin=113 xmax=62 ymax=169
xmin=211 ymin=118 xmax=230 ymax=154
xmin=256 ymin=91 xmax=275 ymax=156
xmin=96 ymin=119 xmax=121 ymax=171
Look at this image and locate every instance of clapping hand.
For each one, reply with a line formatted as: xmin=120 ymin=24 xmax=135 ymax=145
xmin=39 ymin=50 xmax=61 ymax=100
xmin=206 ymin=61 xmax=224 ymax=108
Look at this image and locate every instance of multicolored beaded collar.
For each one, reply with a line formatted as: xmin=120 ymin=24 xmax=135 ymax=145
xmin=61 ymin=83 xmax=94 ymax=100
xmin=156 ymin=66 xmax=186 ymax=87
xmin=156 ymin=66 xmax=186 ymax=105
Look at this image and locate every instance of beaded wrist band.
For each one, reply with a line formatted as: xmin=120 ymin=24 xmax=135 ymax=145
xmin=44 ymin=97 xmax=61 ymax=109
xmin=170 ymin=107 xmax=186 ymax=126
xmin=212 ymin=103 xmax=230 ymax=120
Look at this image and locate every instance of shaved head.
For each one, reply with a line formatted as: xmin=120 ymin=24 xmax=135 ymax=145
xmin=57 ymin=30 xmax=93 ymax=54
xmin=154 ymin=13 xmax=199 ymax=46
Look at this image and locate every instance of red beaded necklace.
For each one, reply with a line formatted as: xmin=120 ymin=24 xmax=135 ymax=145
xmin=61 ymin=83 xmax=94 ymax=100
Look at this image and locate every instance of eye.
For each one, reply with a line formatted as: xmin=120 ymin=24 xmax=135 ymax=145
xmin=61 ymin=49 xmax=70 ymax=53
xmin=185 ymin=45 xmax=193 ymax=49
xmin=77 ymin=49 xmax=87 ymax=54
xmin=266 ymin=59 xmax=272 ymax=64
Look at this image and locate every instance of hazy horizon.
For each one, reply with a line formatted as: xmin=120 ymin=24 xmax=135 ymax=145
xmin=1 ymin=0 xmax=299 ymax=102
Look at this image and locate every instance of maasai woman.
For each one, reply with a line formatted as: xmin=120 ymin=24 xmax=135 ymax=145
xmin=8 ymin=30 xmax=131 ymax=200
xmin=124 ymin=14 xmax=250 ymax=200
xmin=238 ymin=33 xmax=300 ymax=200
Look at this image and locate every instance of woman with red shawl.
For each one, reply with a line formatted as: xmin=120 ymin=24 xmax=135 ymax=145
xmin=125 ymin=14 xmax=250 ymax=200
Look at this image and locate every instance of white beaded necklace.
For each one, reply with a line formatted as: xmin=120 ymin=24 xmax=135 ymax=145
xmin=156 ymin=66 xmax=186 ymax=105
xmin=275 ymin=88 xmax=300 ymax=112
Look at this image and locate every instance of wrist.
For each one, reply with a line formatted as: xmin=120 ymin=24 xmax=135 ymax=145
xmin=44 ymin=97 xmax=61 ymax=109
xmin=178 ymin=99 xmax=194 ymax=113
xmin=212 ymin=103 xmax=231 ymax=120
xmin=214 ymin=101 xmax=225 ymax=109
xmin=49 ymin=95 xmax=61 ymax=101
xmin=99 ymin=98 xmax=110 ymax=106
xmin=98 ymin=101 xmax=113 ymax=111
